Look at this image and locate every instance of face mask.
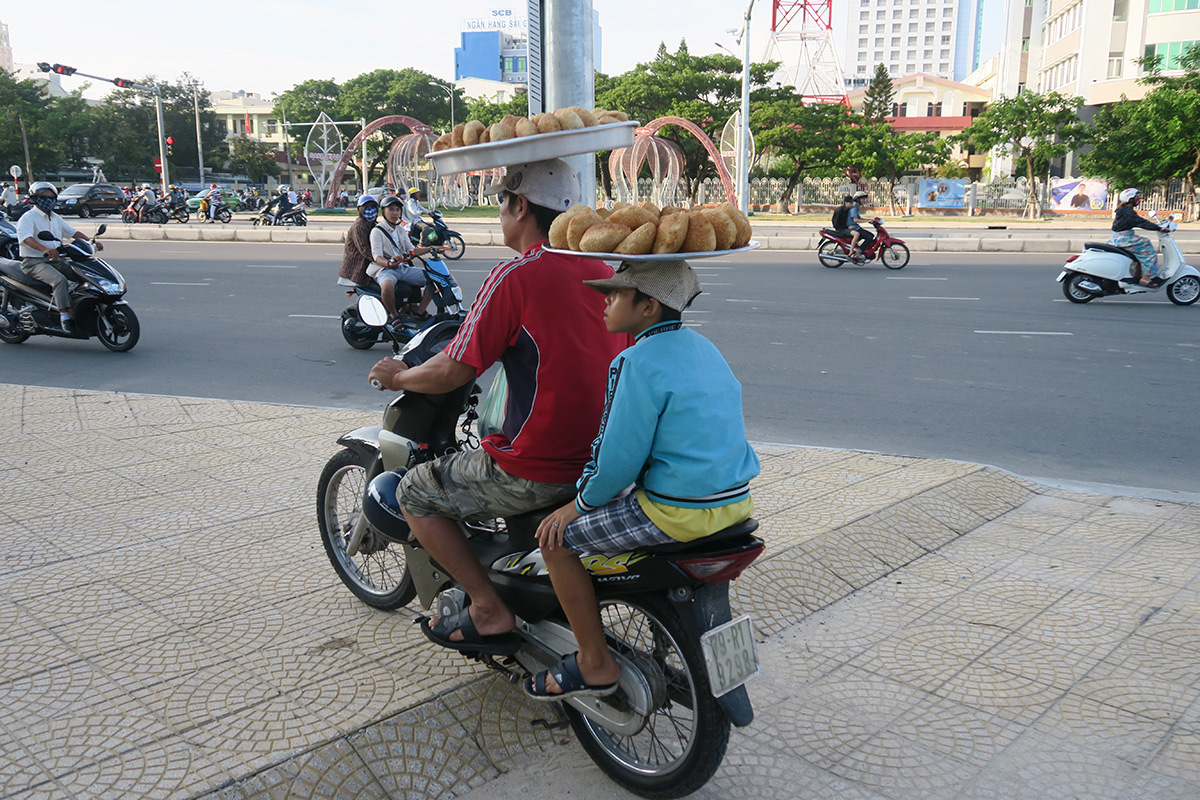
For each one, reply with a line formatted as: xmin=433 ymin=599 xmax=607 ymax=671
xmin=362 ymin=207 xmax=378 ymax=222
xmin=35 ymin=196 xmax=57 ymax=212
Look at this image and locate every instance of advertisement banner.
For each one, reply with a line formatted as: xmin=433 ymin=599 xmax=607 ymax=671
xmin=917 ymin=179 xmax=966 ymax=209
xmin=1049 ymin=178 xmax=1108 ymax=211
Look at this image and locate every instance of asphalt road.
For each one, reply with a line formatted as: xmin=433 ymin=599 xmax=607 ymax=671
xmin=4 ymin=240 xmax=1198 ymax=494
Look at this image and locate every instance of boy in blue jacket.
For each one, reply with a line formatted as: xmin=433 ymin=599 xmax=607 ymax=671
xmin=525 ymin=259 xmax=760 ymax=701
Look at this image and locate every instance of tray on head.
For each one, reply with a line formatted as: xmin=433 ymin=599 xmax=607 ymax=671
xmin=427 ymin=122 xmax=638 ymax=176
xmin=542 ymin=241 xmax=760 ymax=262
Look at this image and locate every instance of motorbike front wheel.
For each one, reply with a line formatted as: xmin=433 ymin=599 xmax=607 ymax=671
xmin=174 ymin=209 xmax=190 ymax=224
xmin=1167 ymin=275 xmax=1200 ymax=306
xmin=816 ymin=239 xmax=842 ymax=268
xmin=569 ymin=593 xmax=730 ymax=799
xmin=317 ymin=448 xmax=415 ymax=609
xmin=0 ymin=298 xmax=30 ymax=344
xmin=341 ymin=310 xmax=377 ymax=350
xmin=121 ymin=210 xmax=136 ymax=224
xmin=1062 ymin=272 xmax=1097 ymax=304
xmin=442 ymin=233 xmax=466 ymax=260
xmin=95 ymin=304 xmax=140 ymax=352
xmin=881 ymin=243 xmax=910 ymax=269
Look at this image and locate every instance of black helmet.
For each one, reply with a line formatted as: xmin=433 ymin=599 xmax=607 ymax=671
xmin=843 ymin=195 xmax=856 ymax=203
xmin=380 ymin=194 xmax=403 ymax=210
xmin=362 ymin=470 xmax=411 ymax=541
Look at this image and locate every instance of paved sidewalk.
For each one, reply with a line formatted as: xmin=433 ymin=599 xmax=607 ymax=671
xmin=1 ymin=384 xmax=1198 ymax=800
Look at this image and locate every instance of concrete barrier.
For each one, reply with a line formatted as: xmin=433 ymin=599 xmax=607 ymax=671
xmin=163 ymin=227 xmax=201 ymax=241
xmin=980 ymin=239 xmax=1025 ymax=252
xmin=200 ymin=227 xmax=236 ymax=242
xmin=767 ymin=235 xmax=812 ymax=251
xmin=235 ymin=229 xmax=271 ymax=242
xmin=305 ymin=230 xmax=344 ymax=244
xmin=904 ymin=238 xmax=936 ymax=252
xmin=934 ymin=238 xmax=981 ymax=252
xmin=128 ymin=227 xmax=165 ymax=240
xmin=1025 ymin=239 xmax=1072 ymax=253
xmin=270 ymin=230 xmax=307 ymax=243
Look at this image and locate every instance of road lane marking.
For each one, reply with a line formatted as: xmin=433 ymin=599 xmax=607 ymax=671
xmin=288 ymin=314 xmax=340 ymax=319
xmin=909 ymin=296 xmax=979 ymax=301
xmin=975 ymin=330 xmax=1073 ymax=336
xmin=887 ymin=276 xmax=948 ymax=280
xmin=151 ymin=282 xmax=210 ymax=286
xmin=725 ymin=299 xmax=755 ymax=303
xmin=705 ymin=283 xmax=733 ymax=286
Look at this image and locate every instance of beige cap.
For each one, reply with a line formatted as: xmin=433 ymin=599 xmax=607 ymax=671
xmin=483 ymin=159 xmax=579 ymax=211
xmin=583 ymin=260 xmax=702 ymax=312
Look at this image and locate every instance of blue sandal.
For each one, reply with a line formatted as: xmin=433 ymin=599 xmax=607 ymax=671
xmin=524 ymin=652 xmax=619 ymax=702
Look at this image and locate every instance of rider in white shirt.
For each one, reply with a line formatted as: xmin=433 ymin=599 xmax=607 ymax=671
xmin=16 ymin=182 xmax=103 ymax=333
xmin=403 ymin=187 xmax=431 ymax=243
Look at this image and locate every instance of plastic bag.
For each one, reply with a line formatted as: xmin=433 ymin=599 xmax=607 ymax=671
xmin=478 ymin=366 xmax=508 ymax=439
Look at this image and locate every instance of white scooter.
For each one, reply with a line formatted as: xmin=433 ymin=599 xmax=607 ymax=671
xmin=1058 ymin=213 xmax=1200 ymax=305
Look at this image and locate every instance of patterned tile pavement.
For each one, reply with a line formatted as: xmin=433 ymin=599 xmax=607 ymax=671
xmin=1 ymin=383 xmax=1197 ymax=800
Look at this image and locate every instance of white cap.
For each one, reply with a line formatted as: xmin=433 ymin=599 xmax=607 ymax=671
xmin=1119 ymin=188 xmax=1140 ymax=203
xmin=483 ymin=159 xmax=579 ymax=212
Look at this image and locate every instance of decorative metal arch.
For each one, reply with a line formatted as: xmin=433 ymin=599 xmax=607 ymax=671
xmin=608 ymin=137 xmax=686 ymax=207
xmin=323 ymin=115 xmax=432 ymax=208
xmin=622 ymin=117 xmax=737 ymax=206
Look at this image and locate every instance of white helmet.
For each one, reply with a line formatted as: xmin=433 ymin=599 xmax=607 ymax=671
xmin=29 ymin=181 xmax=57 ymax=197
xmin=1119 ymin=188 xmax=1140 ymax=204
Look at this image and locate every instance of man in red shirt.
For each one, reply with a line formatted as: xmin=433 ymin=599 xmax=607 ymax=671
xmin=368 ymin=159 xmax=628 ymax=652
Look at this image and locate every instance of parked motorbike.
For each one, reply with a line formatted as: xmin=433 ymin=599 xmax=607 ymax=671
xmin=0 ymin=224 xmax=140 ymax=351
xmin=338 ymin=253 xmax=464 ymax=349
xmin=409 ymin=210 xmax=465 ymax=260
xmin=1 ymin=201 xmax=32 ymax=221
xmin=317 ymin=295 xmax=764 ymax=797
xmin=252 ymin=206 xmax=307 ymax=227
xmin=816 ymin=218 xmax=910 ymax=269
xmin=121 ymin=200 xmax=168 ymax=225
xmin=1058 ymin=213 xmax=1199 ymax=305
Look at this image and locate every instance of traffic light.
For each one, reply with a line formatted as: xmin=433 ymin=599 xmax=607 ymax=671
xmin=113 ymin=77 xmax=134 ymax=89
xmin=166 ymin=137 xmax=174 ymax=156
xmin=51 ymin=64 xmax=76 ymax=76
xmin=36 ymin=62 xmax=52 ymax=73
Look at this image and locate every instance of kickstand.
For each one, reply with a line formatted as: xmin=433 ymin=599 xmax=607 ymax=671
xmin=530 ymin=702 xmax=572 ymax=731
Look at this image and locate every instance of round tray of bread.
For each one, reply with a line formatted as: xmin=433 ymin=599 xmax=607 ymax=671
xmin=427 ymin=108 xmax=637 ymax=176
xmin=542 ymin=201 xmax=758 ymax=261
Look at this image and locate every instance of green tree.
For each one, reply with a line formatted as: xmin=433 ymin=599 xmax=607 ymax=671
xmin=226 ymin=135 xmax=281 ymax=183
xmin=751 ymin=99 xmax=849 ymax=212
xmin=0 ymin=70 xmax=61 ymax=181
xmin=274 ymin=78 xmax=341 ymax=126
xmin=861 ymin=64 xmax=895 ymax=123
xmin=843 ymin=122 xmax=949 ymax=213
xmin=955 ymin=91 xmax=1088 ymax=218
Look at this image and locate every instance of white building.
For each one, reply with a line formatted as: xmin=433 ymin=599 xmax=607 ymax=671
xmin=841 ymin=0 xmax=986 ymax=88
xmin=0 ymin=20 xmax=13 ymax=73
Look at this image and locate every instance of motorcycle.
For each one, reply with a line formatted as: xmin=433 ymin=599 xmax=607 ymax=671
xmin=816 ymin=218 xmax=910 ymax=269
xmin=1058 ymin=213 xmax=1200 ymax=306
xmin=252 ymin=206 xmax=307 ymax=227
xmin=121 ymin=200 xmax=168 ymax=225
xmin=0 ymin=224 xmax=141 ymax=351
xmin=165 ymin=200 xmax=190 ymax=224
xmin=338 ymin=253 xmax=464 ymax=350
xmin=1 ymin=201 xmax=32 ymax=221
xmin=409 ymin=210 xmax=466 ymax=260
xmin=317 ymin=294 xmax=764 ymax=797
xmin=198 ymin=199 xmax=233 ymax=224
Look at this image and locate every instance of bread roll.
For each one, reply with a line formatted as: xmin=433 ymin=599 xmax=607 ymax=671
xmin=717 ymin=202 xmax=753 ymax=247
xmin=432 ymin=133 xmax=452 ymax=152
xmin=609 ymin=205 xmax=657 ymax=230
xmin=451 ymin=123 xmax=466 ymax=148
xmin=615 ymin=222 xmax=657 ymax=255
xmin=553 ymin=107 xmax=585 ymax=130
xmin=532 ymin=113 xmax=563 ymax=134
xmin=548 ymin=205 xmax=594 ymax=249
xmin=682 ymin=212 xmax=716 ymax=253
xmin=514 ymin=117 xmax=539 ymax=138
xmin=463 ymin=120 xmax=485 ymax=146
xmin=702 ymin=208 xmax=737 ymax=251
xmin=640 ymin=201 xmax=661 ymax=217
xmin=653 ymin=212 xmax=689 ymax=254
xmin=567 ymin=211 xmax=603 ymax=250
xmin=580 ymin=223 xmax=633 ymax=253
xmin=479 ymin=126 xmax=491 ymax=144
xmin=489 ymin=120 xmax=515 ymax=141
xmin=659 ymin=205 xmax=685 ymax=217
xmin=571 ymin=106 xmax=598 ymax=127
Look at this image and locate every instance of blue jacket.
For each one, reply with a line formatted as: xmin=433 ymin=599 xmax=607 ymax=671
xmin=576 ymin=322 xmax=760 ymax=513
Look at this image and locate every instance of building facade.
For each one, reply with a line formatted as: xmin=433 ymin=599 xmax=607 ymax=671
xmin=0 ymin=20 xmax=13 ymax=73
xmin=842 ymin=0 xmax=985 ymax=88
xmin=454 ymin=6 xmax=601 ymax=84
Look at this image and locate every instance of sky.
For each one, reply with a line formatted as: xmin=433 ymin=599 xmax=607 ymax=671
xmin=5 ymin=0 xmax=1003 ymax=101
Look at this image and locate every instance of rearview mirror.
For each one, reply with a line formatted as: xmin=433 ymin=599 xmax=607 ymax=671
xmin=357 ymin=294 xmax=389 ymax=327
xmin=37 ymin=231 xmax=57 ymax=241
xmin=96 ymin=223 xmax=107 ymax=236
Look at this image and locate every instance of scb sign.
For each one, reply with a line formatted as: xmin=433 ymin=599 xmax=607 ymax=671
xmin=461 ymin=7 xmax=528 ymax=32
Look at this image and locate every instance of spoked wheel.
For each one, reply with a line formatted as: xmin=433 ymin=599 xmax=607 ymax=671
xmin=174 ymin=209 xmax=190 ymax=224
xmin=95 ymin=304 xmax=140 ymax=352
xmin=816 ymin=240 xmax=843 ymax=268
xmin=317 ymin=449 xmax=415 ymax=609
xmin=216 ymin=208 xmax=232 ymax=224
xmin=569 ymin=594 xmax=729 ymax=799
xmin=121 ymin=211 xmax=136 ymax=224
xmin=1167 ymin=275 xmax=1200 ymax=306
xmin=881 ymin=243 xmax=910 ymax=269
xmin=442 ymin=233 xmax=466 ymax=260
xmin=0 ymin=299 xmax=30 ymax=344
xmin=1062 ymin=272 xmax=1097 ymax=303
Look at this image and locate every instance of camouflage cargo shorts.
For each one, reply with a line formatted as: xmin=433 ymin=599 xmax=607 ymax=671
xmin=397 ymin=446 xmax=576 ymax=522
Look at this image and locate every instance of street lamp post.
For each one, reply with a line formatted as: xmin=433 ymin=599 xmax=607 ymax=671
xmin=733 ymin=1 xmax=756 ymax=216
xmin=192 ymin=82 xmax=205 ymax=184
xmin=39 ymin=62 xmax=170 ymax=191
xmin=429 ymin=81 xmax=454 ymax=132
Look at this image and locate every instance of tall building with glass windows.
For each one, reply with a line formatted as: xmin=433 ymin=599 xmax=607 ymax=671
xmin=841 ymin=0 xmax=985 ymax=88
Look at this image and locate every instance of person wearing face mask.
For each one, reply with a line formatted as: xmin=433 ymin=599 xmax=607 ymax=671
xmin=338 ymin=194 xmax=380 ymax=287
xmin=16 ymin=182 xmax=104 ymax=334
xmin=1108 ymin=188 xmax=1169 ymax=287
xmin=370 ymin=194 xmax=436 ymax=332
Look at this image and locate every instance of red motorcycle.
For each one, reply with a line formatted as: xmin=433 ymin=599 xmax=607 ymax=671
xmin=817 ymin=218 xmax=910 ymax=269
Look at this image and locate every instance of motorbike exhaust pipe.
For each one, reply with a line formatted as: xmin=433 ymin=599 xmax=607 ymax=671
xmin=1079 ymin=280 xmax=1103 ymax=295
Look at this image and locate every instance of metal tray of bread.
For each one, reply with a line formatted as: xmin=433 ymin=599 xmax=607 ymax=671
xmin=542 ymin=241 xmax=760 ymax=262
xmin=428 ymin=122 xmax=638 ymax=176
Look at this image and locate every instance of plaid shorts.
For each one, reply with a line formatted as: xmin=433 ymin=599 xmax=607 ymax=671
xmin=397 ymin=446 xmax=575 ymax=522
xmin=562 ymin=492 xmax=676 ymax=554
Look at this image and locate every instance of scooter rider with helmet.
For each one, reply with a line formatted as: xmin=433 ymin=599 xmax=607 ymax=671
xmin=263 ymin=185 xmax=294 ymax=226
xmin=403 ymin=186 xmax=432 ymax=244
xmin=847 ymin=190 xmax=874 ymax=260
xmin=1108 ymin=188 xmax=1169 ymax=287
xmin=16 ymin=182 xmax=104 ymax=333
xmin=0 ymin=182 xmax=18 ymax=216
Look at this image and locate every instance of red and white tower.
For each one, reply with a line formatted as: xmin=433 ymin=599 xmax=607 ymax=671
xmin=763 ymin=0 xmax=849 ymax=105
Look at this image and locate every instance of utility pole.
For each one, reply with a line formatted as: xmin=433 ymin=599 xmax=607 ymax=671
xmin=193 ymin=83 xmax=205 ymax=183
xmin=18 ymin=116 xmax=33 ymax=190
xmin=281 ymin=104 xmax=295 ymax=186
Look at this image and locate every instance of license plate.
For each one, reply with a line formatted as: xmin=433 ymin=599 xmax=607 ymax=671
xmin=700 ymin=615 xmax=760 ymax=697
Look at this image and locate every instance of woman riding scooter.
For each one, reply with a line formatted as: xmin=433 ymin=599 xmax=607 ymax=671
xmin=1109 ymin=188 xmax=1168 ymax=287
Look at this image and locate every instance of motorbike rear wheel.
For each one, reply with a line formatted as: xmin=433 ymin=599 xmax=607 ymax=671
xmin=295 ymin=211 xmax=308 ymax=227
xmin=121 ymin=210 xmax=136 ymax=224
xmin=816 ymin=239 xmax=842 ymax=268
xmin=318 ymin=448 xmax=415 ymax=609
xmin=569 ymin=593 xmax=730 ymax=799
xmin=442 ymin=233 xmax=466 ymax=260
xmin=1062 ymin=272 xmax=1097 ymax=303
xmin=95 ymin=304 xmax=140 ymax=352
xmin=216 ymin=208 xmax=232 ymax=224
xmin=0 ymin=298 xmax=30 ymax=344
xmin=341 ymin=310 xmax=377 ymax=349
xmin=174 ymin=209 xmax=190 ymax=224
xmin=881 ymin=243 xmax=910 ymax=269
xmin=1166 ymin=275 xmax=1200 ymax=306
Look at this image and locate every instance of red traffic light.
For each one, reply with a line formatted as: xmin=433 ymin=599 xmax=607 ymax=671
xmin=113 ymin=77 xmax=133 ymax=88
xmin=51 ymin=64 xmax=76 ymax=75
xmin=166 ymin=137 xmax=174 ymax=145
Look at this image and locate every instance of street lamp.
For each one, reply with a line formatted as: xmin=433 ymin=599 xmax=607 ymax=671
xmin=429 ymin=81 xmax=454 ymax=132
xmin=732 ymin=1 xmax=756 ymax=216
xmin=40 ymin=62 xmax=170 ymax=191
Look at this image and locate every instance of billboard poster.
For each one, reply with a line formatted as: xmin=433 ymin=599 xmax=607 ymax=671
xmin=1050 ymin=178 xmax=1108 ymax=211
xmin=917 ymin=179 xmax=966 ymax=209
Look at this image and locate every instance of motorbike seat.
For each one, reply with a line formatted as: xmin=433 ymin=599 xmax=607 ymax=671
xmin=0 ymin=259 xmax=51 ymax=292
xmin=643 ymin=518 xmax=760 ymax=554
xmin=1083 ymin=242 xmax=1139 ymax=261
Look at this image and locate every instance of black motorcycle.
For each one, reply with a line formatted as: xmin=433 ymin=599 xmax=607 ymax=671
xmin=0 ymin=224 xmax=140 ymax=351
xmin=317 ymin=303 xmax=763 ymax=797
xmin=409 ymin=210 xmax=465 ymax=260
xmin=252 ymin=206 xmax=307 ymax=227
xmin=338 ymin=254 xmax=465 ymax=350
xmin=165 ymin=200 xmax=190 ymax=224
